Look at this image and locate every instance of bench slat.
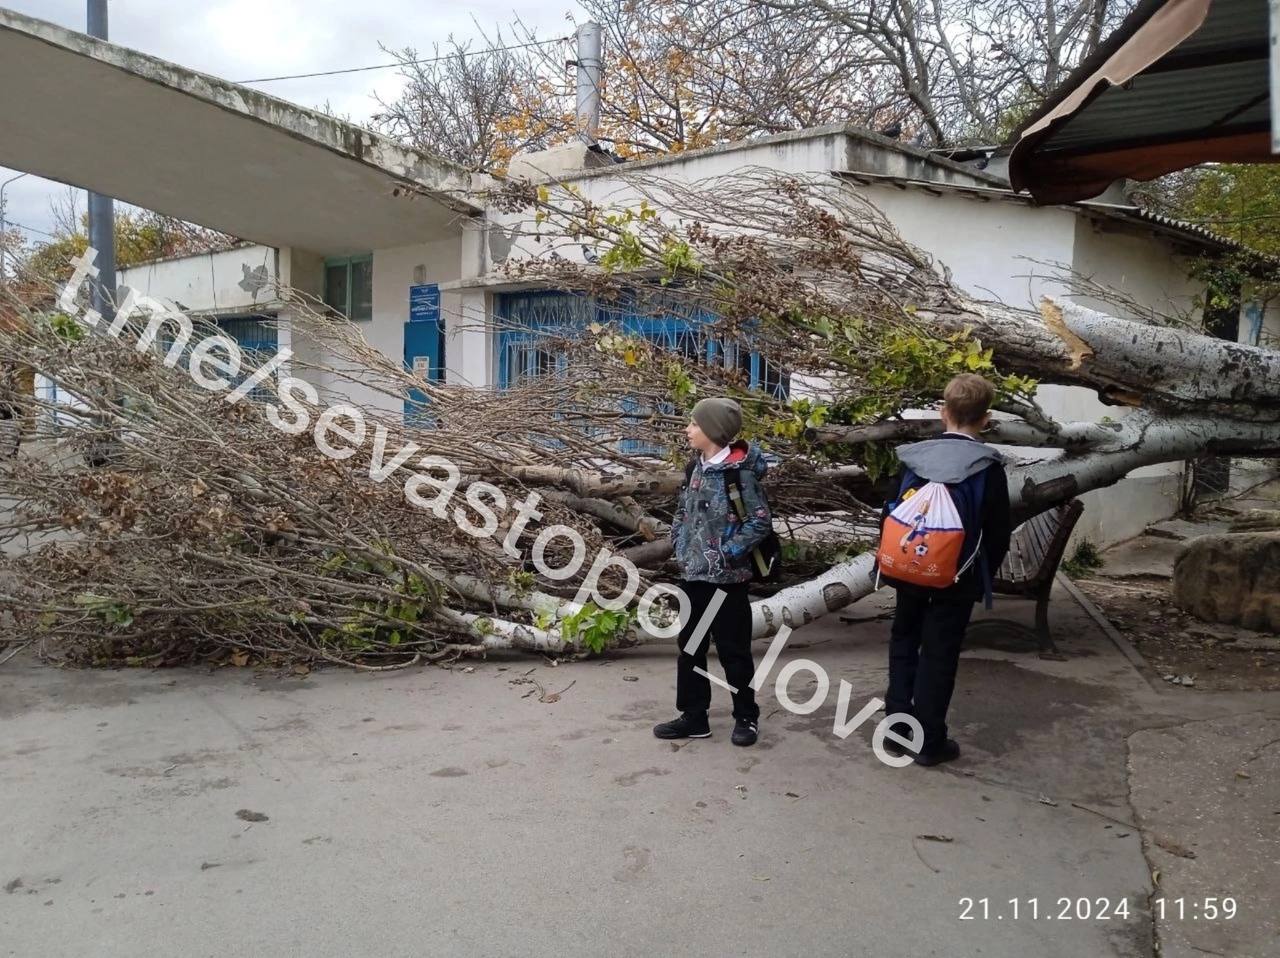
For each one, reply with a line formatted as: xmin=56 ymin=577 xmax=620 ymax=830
xmin=1027 ymin=528 xmax=1050 ymax=568
xmin=992 ymin=501 xmax=1083 ymax=593
xmin=997 ymin=547 xmax=1019 ymax=582
xmin=1018 ymin=531 xmax=1044 ymax=570
xmin=1009 ymin=521 xmax=1045 ymax=571
xmin=1029 ymin=512 xmax=1055 ymax=556
xmin=1031 ymin=510 xmax=1059 ymax=559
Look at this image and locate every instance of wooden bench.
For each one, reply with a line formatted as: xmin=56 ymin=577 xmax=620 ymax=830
xmin=969 ymin=498 xmax=1085 ymax=657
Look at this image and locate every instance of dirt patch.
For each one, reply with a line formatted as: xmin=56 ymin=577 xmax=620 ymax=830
xmin=1077 ymin=575 xmax=1280 ymax=691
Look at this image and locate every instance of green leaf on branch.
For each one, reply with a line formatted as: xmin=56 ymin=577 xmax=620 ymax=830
xmin=560 ymin=601 xmax=635 ymax=653
xmin=46 ymin=312 xmax=86 ymax=344
xmin=600 ymin=230 xmax=646 ymax=273
xmin=860 ymin=442 xmax=900 ymax=483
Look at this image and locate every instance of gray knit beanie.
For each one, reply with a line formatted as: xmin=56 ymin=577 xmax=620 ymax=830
xmin=691 ymin=397 xmax=743 ymax=446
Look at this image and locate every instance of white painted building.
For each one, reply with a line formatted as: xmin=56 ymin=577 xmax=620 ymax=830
xmin=3 ymin=8 xmax=1276 ymax=548
xmin=106 ymin=125 xmax=1274 ymax=547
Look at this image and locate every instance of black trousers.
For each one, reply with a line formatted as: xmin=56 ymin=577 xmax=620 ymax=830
xmin=885 ymin=590 xmax=974 ymax=751
xmin=675 ymin=580 xmax=759 ymax=721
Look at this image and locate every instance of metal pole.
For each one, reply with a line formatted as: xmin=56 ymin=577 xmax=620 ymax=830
xmin=0 ymin=172 xmax=29 ymax=284
xmin=86 ymin=0 xmax=116 ymax=319
xmin=1271 ymin=0 xmax=1279 ymax=153
xmin=575 ymin=21 xmax=602 ymax=144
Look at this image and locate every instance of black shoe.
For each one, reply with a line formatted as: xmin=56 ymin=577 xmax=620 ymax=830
xmin=653 ymin=713 xmax=711 ymax=740
xmin=881 ymin=721 xmax=917 ymax=757
xmin=731 ymin=718 xmax=759 ymax=747
xmin=914 ymin=739 xmax=961 ymax=767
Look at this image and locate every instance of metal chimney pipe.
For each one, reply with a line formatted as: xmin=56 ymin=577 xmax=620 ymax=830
xmin=87 ymin=0 xmax=117 ymax=321
xmin=575 ymin=21 xmax=602 ymax=144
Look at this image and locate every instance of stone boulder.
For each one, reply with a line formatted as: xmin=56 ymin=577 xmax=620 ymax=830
xmin=1173 ymin=533 xmax=1280 ymax=633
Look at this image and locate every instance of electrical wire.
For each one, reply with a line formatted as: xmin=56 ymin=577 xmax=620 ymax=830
xmin=238 ymin=35 xmax=572 ymax=84
xmin=1 ymin=219 xmax=58 ymax=239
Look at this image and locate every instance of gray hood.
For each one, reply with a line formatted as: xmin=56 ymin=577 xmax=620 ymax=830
xmin=897 ymin=436 xmax=1003 ymax=484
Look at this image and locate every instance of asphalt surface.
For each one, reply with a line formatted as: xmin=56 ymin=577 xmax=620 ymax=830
xmin=2 ymin=585 xmax=1277 ymax=957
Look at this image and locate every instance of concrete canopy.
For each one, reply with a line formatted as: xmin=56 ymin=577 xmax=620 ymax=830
xmin=0 ymin=8 xmax=482 ymax=256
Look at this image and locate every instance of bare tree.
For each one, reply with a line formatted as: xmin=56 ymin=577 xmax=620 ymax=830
xmin=371 ymin=29 xmax=572 ymax=172
xmin=752 ymin=0 xmax=1135 ymax=145
xmin=372 ymin=0 xmax=1134 ymax=168
xmin=48 ymin=186 xmax=83 ymax=238
xmin=522 ymin=0 xmax=898 ymax=156
xmin=370 ymin=0 xmax=903 ymax=169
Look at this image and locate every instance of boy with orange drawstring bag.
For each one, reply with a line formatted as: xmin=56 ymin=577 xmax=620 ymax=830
xmin=875 ymin=375 xmax=1012 ymax=766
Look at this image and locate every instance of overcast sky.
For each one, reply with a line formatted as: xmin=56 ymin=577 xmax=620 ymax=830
xmin=1 ymin=0 xmax=576 ymax=242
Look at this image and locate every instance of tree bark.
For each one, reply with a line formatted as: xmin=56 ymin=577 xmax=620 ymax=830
xmin=920 ymin=299 xmax=1280 ymax=418
xmin=807 ymin=417 xmax=1119 ymax=449
xmin=749 ymin=409 xmax=1280 ymax=639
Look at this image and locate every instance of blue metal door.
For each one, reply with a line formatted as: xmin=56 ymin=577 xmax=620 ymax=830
xmin=404 ymin=320 xmax=442 ymax=424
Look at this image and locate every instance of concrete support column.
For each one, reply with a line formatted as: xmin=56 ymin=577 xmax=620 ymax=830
xmin=275 ymin=246 xmax=327 ymax=395
xmin=445 ymin=218 xmax=493 ymax=388
xmin=443 ymin=289 xmax=491 ymax=388
xmin=86 ymin=0 xmax=116 ymax=322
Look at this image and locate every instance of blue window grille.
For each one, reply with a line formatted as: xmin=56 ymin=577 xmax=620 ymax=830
xmin=494 ymin=291 xmax=789 ymax=453
xmin=155 ymin=314 xmax=280 ymax=402
xmin=217 ymin=315 xmax=278 ymax=357
xmin=495 ymin=291 xmax=590 ymax=387
xmin=496 ymin=291 xmax=788 ymax=394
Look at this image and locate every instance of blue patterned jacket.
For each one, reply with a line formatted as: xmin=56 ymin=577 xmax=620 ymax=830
xmin=671 ymin=441 xmax=772 ymax=584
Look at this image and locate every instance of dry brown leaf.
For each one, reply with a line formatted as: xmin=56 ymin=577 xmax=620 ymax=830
xmin=1153 ymin=835 xmax=1196 ymax=860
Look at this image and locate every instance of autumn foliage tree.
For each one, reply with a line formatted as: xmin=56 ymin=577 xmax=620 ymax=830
xmin=372 ymin=0 xmax=1135 ymax=172
xmin=17 ymin=208 xmax=235 ymax=290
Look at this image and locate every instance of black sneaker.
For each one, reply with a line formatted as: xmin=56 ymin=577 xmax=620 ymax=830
xmin=881 ymin=721 xmax=917 ymax=757
xmin=914 ymin=739 xmax=961 ymax=767
xmin=653 ymin=713 xmax=711 ymax=740
xmin=882 ymin=738 xmax=910 ymax=757
xmin=731 ymin=718 xmax=758 ymax=747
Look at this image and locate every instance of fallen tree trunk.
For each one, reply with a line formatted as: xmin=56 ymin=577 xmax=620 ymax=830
xmin=751 ymin=409 xmax=1280 ymax=638
xmin=471 ymin=406 xmax=1280 ymax=650
xmin=3 ymin=169 xmax=1277 ymax=668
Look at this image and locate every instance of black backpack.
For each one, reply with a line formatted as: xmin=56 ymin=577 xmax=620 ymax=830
xmin=684 ymin=457 xmax=783 ymax=583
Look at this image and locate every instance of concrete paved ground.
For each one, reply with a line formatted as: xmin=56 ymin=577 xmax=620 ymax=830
xmin=1129 ymin=715 xmax=1280 ymax=958
xmin=2 ymin=586 xmax=1277 ymax=958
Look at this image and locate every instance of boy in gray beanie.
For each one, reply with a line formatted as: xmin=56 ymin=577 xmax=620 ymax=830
xmin=654 ymin=398 xmax=772 ymax=747
xmin=689 ymin=397 xmax=742 ymax=447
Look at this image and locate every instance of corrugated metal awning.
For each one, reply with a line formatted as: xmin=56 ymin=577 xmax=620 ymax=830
xmin=1009 ymin=0 xmax=1277 ymax=205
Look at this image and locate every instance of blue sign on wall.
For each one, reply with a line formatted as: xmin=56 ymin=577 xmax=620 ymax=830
xmin=409 ymin=283 xmax=440 ymax=324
